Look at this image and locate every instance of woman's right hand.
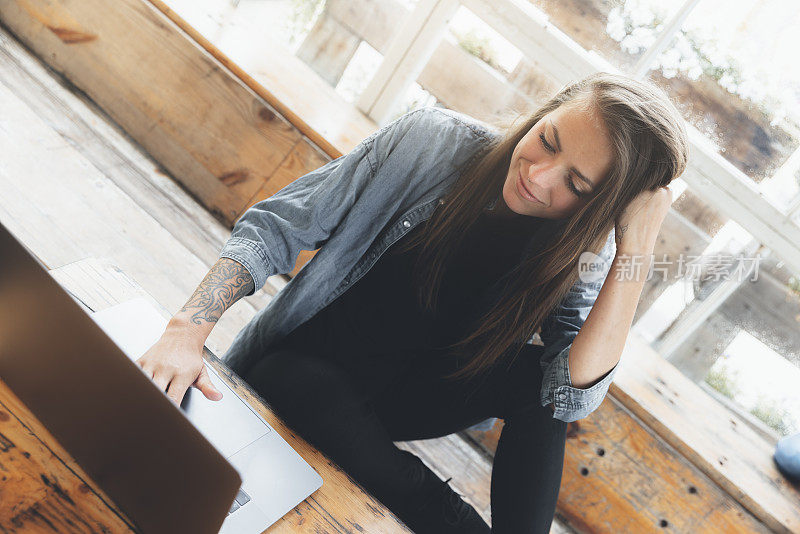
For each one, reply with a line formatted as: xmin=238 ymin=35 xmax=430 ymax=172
xmin=135 ymin=324 xmax=223 ymax=406
xmin=137 ymin=256 xmax=253 ymax=405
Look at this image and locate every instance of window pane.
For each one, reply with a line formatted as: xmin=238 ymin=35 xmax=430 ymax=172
xmin=164 ymin=0 xmax=323 ymax=51
xmin=633 ymin=201 xmax=800 ymax=438
xmin=335 ymin=41 xmax=384 ymax=104
xmin=671 ymin=173 xmax=731 ymax=238
xmin=682 ymin=250 xmax=800 ymax=438
xmin=633 ymin=197 xmax=756 ymax=344
xmin=527 ymin=0 xmax=685 ymax=71
xmin=385 ymin=5 xmax=563 ymax=122
xmin=760 ymin=148 xmax=800 ymax=213
xmin=434 ymin=6 xmax=555 ymax=122
xmin=643 ymin=0 xmax=800 ymax=191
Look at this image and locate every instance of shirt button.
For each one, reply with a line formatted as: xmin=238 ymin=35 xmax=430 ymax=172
xmin=402 ymin=220 xmax=411 ymax=228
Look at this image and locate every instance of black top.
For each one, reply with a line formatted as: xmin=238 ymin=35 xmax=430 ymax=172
xmin=285 ymin=206 xmax=545 ymax=359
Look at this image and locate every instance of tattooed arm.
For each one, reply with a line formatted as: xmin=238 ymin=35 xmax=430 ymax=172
xmin=174 ymin=258 xmax=254 ymax=333
xmin=135 ymin=258 xmax=254 ymax=405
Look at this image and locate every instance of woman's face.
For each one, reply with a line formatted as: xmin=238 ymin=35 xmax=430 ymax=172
xmin=498 ymin=100 xmax=615 ymax=220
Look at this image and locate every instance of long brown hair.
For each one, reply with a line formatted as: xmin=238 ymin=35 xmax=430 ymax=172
xmin=394 ymin=71 xmax=689 ymax=381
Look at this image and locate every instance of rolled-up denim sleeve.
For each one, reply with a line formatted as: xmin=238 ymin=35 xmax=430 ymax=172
xmin=538 ymin=231 xmax=619 ymax=422
xmin=219 ymin=109 xmax=429 ymax=294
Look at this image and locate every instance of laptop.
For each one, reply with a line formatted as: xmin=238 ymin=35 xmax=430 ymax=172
xmin=0 ymin=222 xmax=323 ymax=533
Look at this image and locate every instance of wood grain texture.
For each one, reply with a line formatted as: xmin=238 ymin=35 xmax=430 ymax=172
xmin=465 ymin=341 xmax=798 ymax=533
xmin=1 ymin=0 xmax=302 ymax=226
xmin=612 ymin=337 xmax=800 ymax=533
xmin=0 ymin=76 xmax=254 ymax=357
xmin=2 ymin=2 xmax=796 ymax=532
xmin=146 ymin=0 xmax=377 ymax=160
xmin=0 ymin=22 xmax=280 ymax=309
xmin=0 ymin=380 xmax=136 ymax=533
xmin=0 ymin=0 xmax=377 ymax=276
xmin=466 ymin=399 xmax=775 ymax=533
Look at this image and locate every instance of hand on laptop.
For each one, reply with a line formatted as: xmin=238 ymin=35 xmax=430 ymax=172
xmin=134 ymin=257 xmax=254 ymax=406
xmin=136 ymin=326 xmax=223 ymax=406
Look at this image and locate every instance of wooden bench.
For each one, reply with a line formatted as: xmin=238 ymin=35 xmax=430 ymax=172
xmin=464 ymin=336 xmax=800 ymax=533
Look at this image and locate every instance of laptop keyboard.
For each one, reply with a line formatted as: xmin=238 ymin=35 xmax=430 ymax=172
xmin=227 ymin=488 xmax=251 ymax=515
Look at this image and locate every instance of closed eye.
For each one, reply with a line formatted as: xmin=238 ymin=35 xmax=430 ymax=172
xmin=539 ymin=133 xmax=555 ymax=154
xmin=540 ymin=133 xmax=586 ymax=198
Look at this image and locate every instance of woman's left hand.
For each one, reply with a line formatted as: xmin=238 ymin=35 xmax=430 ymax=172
xmin=614 ymin=186 xmax=673 ymax=255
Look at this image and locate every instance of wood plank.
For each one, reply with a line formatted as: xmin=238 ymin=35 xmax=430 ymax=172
xmin=466 ymin=396 xmax=773 ymax=533
xmin=0 ymin=378 xmax=136 ymax=532
xmin=1 ymin=0 xmax=302 ymax=226
xmin=0 ymin=27 xmax=230 ymax=272
xmin=611 ymin=337 xmax=800 ymax=533
xmin=559 ymin=395 xmax=771 ymax=533
xmin=146 ymin=0 xmax=377 ymax=160
xmin=467 ymin=336 xmax=799 ymax=533
xmin=0 ymin=23 xmax=279 ymax=309
xmin=0 ymin=76 xmax=250 ymax=358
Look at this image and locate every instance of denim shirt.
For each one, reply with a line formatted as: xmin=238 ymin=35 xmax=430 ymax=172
xmin=219 ymin=107 xmax=619 ymax=423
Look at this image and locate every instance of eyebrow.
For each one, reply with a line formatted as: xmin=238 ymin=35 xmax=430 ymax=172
xmin=549 ymin=120 xmax=596 ymax=191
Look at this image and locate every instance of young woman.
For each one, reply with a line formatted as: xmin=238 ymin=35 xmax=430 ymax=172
xmin=137 ymin=72 xmax=688 ymax=533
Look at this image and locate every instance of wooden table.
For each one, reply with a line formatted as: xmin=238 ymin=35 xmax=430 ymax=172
xmin=0 ymin=257 xmax=411 ymax=533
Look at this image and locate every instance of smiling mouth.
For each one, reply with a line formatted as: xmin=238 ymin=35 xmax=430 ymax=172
xmin=517 ymin=171 xmax=543 ymax=204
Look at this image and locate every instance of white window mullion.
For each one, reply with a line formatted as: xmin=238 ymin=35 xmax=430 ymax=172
xmin=631 ymin=0 xmax=702 ymax=79
xmin=356 ymin=0 xmax=460 ymax=125
xmin=767 ymin=144 xmax=800 ymax=217
xmin=462 ymin=0 xmax=609 ymax=82
xmin=655 ymin=241 xmax=766 ymax=359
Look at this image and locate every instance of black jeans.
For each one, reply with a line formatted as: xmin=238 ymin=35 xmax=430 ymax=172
xmin=242 ymin=320 xmax=567 ymax=533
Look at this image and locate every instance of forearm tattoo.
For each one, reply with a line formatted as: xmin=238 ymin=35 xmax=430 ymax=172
xmin=180 ymin=258 xmax=255 ymax=325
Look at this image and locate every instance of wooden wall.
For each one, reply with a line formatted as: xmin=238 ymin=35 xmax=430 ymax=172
xmin=0 ymin=0 xmax=339 ymax=276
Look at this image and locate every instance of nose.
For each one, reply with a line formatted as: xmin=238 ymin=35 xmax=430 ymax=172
xmin=526 ymin=161 xmax=560 ymax=204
